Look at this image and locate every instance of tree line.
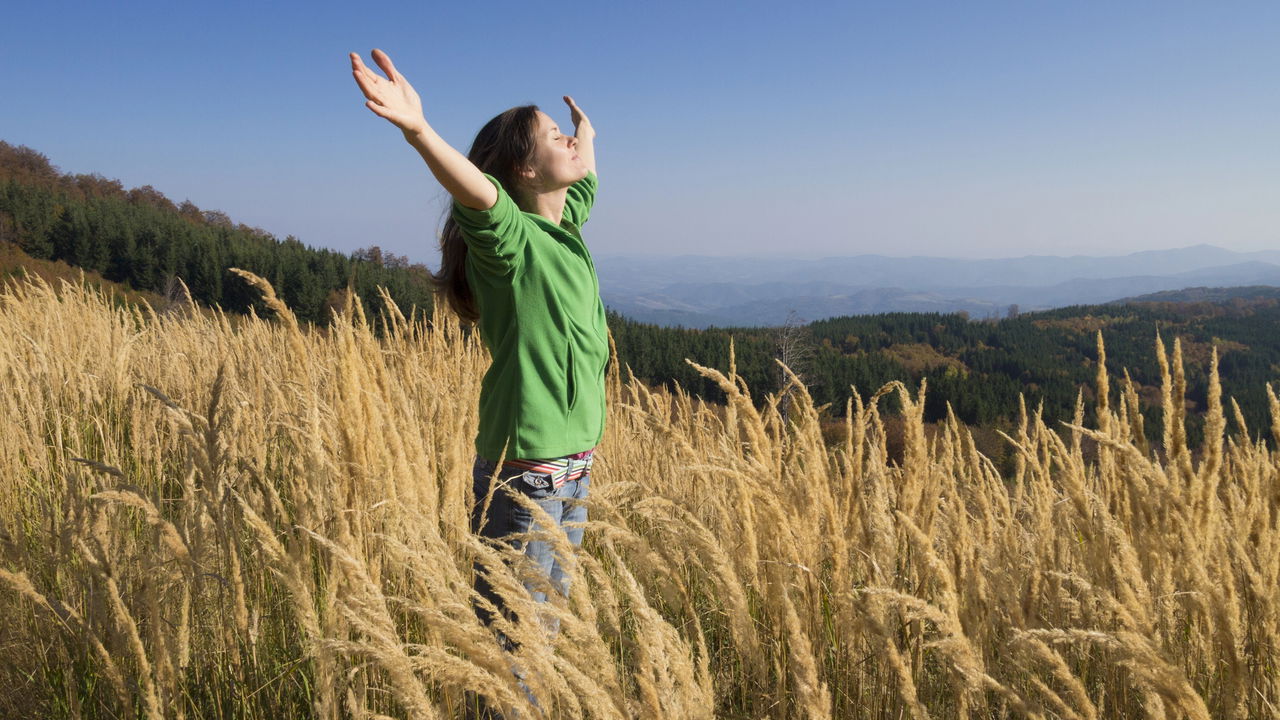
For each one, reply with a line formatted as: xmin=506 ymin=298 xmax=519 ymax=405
xmin=0 ymin=141 xmax=434 ymax=325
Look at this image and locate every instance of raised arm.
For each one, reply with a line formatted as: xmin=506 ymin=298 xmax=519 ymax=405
xmin=563 ymin=95 xmax=596 ymax=176
xmin=351 ymin=49 xmax=497 ymax=211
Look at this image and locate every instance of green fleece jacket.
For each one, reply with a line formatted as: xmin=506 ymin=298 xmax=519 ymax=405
xmin=451 ymin=171 xmax=608 ymax=461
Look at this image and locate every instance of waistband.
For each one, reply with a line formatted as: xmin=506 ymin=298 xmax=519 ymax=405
xmin=499 ymin=448 xmax=595 ymax=489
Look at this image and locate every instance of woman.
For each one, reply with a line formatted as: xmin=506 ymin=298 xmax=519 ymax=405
xmin=349 ymin=49 xmax=607 ymax=648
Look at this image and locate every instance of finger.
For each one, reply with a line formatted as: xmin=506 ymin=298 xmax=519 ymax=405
xmin=372 ymin=48 xmax=400 ymax=82
xmin=350 ymin=56 xmax=382 ymax=98
xmin=351 ymin=67 xmax=380 ymax=100
xmin=366 ymin=100 xmax=395 ymax=120
xmin=350 ymin=52 xmax=377 ymax=82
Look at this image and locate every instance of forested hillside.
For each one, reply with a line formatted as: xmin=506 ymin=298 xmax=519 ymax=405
xmin=610 ymin=298 xmax=1280 ymax=449
xmin=0 ymin=141 xmax=433 ymax=324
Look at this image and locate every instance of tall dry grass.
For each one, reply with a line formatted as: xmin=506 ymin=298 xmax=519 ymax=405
xmin=1 ymin=271 xmax=1278 ymax=719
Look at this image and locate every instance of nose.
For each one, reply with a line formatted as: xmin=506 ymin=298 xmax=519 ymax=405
xmin=567 ymin=135 xmax=578 ymax=149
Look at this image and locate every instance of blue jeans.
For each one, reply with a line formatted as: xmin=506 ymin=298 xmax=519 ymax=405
xmin=470 ymin=454 xmax=590 ymax=634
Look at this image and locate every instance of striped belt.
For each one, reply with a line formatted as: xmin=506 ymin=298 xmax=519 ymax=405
xmin=501 ymin=448 xmax=595 ymax=490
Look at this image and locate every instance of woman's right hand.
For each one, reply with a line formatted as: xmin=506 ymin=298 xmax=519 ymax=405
xmin=350 ymin=48 xmax=495 ymax=210
xmin=350 ymin=49 xmax=428 ymax=136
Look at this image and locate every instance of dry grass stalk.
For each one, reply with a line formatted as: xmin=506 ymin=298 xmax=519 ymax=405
xmin=1 ymin=274 xmax=1277 ymax=718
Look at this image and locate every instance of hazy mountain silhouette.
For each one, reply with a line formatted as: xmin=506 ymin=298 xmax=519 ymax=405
xmin=595 ymin=245 xmax=1280 ymax=327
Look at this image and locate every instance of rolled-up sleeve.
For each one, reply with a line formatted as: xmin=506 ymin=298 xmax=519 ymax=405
xmin=451 ymin=174 xmax=531 ymax=277
xmin=562 ymin=171 xmax=598 ymax=228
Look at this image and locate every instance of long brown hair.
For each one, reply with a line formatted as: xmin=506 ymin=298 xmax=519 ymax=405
xmin=433 ymin=105 xmax=541 ymax=323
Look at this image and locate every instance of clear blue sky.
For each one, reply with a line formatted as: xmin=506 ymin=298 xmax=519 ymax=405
xmin=3 ymin=0 xmax=1277 ymax=263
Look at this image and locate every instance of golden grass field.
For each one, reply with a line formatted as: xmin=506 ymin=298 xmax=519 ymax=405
xmin=1 ymin=272 xmax=1278 ymax=719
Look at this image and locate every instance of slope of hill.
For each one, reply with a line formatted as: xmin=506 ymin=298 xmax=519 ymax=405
xmin=1111 ymin=285 xmax=1280 ymax=304
xmin=0 ymin=140 xmax=434 ymax=326
xmin=0 ymin=240 xmax=171 ymax=309
xmin=608 ymin=296 xmax=1280 ymax=453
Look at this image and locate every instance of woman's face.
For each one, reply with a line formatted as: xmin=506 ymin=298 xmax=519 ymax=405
xmin=523 ymin=110 xmax=587 ymax=191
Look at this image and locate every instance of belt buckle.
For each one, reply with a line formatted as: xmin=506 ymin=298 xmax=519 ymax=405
xmin=520 ymin=470 xmax=552 ymax=490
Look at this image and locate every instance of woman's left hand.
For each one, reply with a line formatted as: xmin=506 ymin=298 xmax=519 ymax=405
xmin=563 ymin=95 xmax=594 ymax=138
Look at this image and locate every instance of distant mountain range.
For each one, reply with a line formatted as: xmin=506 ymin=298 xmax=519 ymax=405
xmin=593 ymin=245 xmax=1280 ymax=327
